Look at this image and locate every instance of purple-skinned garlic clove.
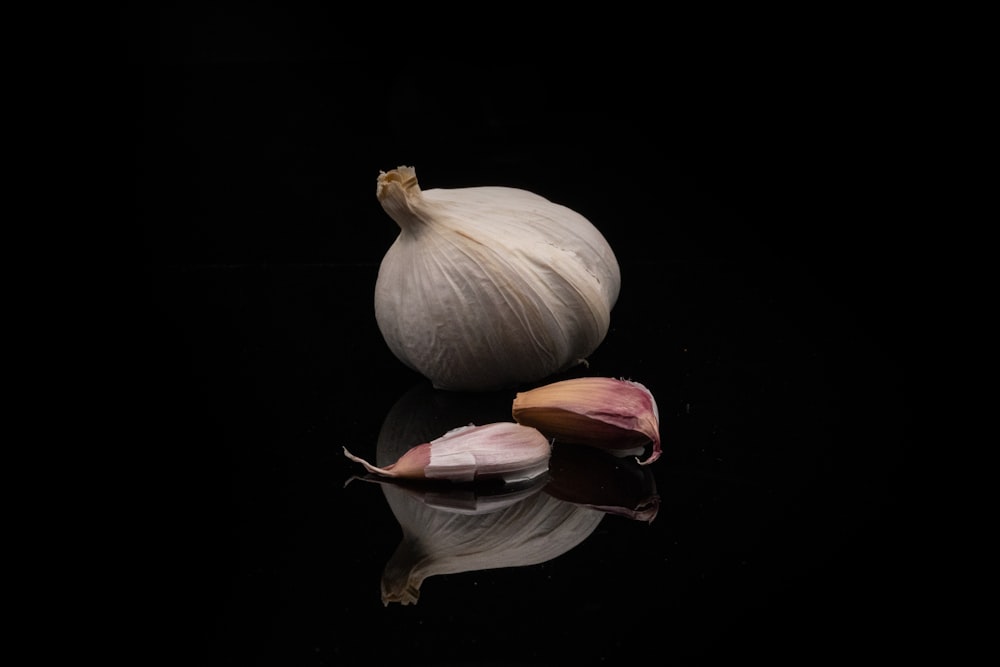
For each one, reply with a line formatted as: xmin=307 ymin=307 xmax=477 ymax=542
xmin=512 ymin=376 xmax=662 ymax=465
xmin=344 ymin=421 xmax=552 ymax=483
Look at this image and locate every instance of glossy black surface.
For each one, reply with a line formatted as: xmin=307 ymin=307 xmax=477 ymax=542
xmin=132 ymin=8 xmax=913 ymax=665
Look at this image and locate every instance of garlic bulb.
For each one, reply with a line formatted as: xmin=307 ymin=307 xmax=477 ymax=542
xmin=374 ymin=166 xmax=621 ymax=391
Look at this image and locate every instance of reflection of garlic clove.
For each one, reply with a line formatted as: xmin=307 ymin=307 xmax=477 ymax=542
xmin=512 ymin=376 xmax=662 ymax=465
xmin=374 ymin=166 xmax=621 ymax=391
xmin=348 ymin=474 xmax=549 ymax=516
xmin=343 ymin=421 xmax=551 ymax=483
xmin=380 ymin=481 xmax=604 ymax=605
xmin=545 ymin=443 xmax=660 ymax=523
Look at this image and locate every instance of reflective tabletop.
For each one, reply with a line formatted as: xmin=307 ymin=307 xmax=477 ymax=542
xmin=134 ymin=13 xmax=914 ymax=664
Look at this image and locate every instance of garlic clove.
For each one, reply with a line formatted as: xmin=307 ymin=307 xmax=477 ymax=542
xmin=511 ymin=377 xmax=662 ymax=465
xmin=343 ymin=421 xmax=552 ymax=483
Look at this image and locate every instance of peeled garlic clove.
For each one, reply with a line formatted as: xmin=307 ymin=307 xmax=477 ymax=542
xmin=374 ymin=166 xmax=621 ymax=391
xmin=343 ymin=421 xmax=552 ymax=483
xmin=511 ymin=377 xmax=662 ymax=465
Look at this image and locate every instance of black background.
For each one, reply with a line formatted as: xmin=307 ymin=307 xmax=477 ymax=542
xmin=128 ymin=4 xmax=916 ymax=665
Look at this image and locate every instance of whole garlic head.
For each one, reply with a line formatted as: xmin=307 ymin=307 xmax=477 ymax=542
xmin=374 ymin=166 xmax=621 ymax=391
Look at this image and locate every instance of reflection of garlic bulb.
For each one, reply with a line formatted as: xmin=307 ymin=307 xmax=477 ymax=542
xmin=374 ymin=166 xmax=621 ymax=391
xmin=380 ymin=483 xmax=604 ymax=605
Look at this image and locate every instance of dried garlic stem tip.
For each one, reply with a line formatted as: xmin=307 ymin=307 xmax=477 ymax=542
xmin=376 ymin=166 xmax=426 ymax=231
xmin=343 ymin=444 xmax=430 ymax=479
xmin=512 ymin=377 xmax=662 ymax=465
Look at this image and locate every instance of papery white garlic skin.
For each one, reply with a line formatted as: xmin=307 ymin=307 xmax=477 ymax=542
xmin=374 ymin=166 xmax=621 ymax=391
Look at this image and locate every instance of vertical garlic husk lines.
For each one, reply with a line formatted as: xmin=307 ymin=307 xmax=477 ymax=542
xmin=374 ymin=166 xmax=621 ymax=392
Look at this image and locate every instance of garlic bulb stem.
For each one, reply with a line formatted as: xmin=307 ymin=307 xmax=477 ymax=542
xmin=375 ymin=166 xmax=425 ymax=230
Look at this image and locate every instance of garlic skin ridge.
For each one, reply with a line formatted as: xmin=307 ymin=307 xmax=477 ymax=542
xmin=374 ymin=166 xmax=621 ymax=392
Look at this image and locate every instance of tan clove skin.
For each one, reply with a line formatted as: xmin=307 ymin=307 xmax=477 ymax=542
xmin=512 ymin=377 xmax=662 ymax=465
